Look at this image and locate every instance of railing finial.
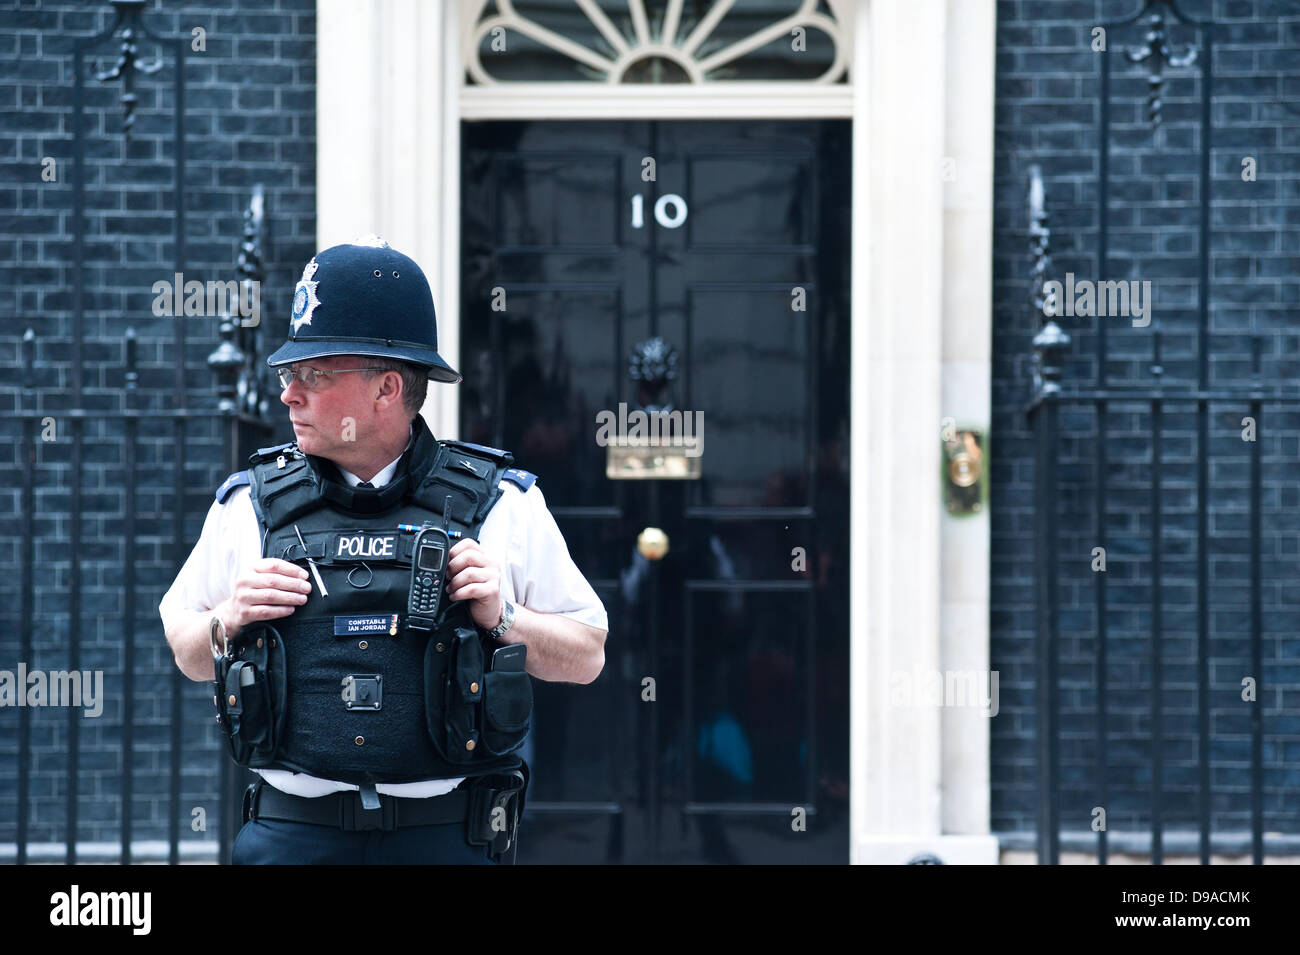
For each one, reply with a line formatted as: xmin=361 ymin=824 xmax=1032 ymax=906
xmin=1028 ymin=166 xmax=1070 ymax=401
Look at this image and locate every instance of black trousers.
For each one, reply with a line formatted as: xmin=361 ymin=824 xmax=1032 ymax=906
xmin=231 ymin=817 xmax=498 ymax=865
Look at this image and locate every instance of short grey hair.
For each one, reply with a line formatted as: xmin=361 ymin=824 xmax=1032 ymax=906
xmin=363 ymin=360 xmax=428 ymax=418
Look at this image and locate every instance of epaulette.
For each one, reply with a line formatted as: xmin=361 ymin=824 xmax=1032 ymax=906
xmin=248 ymin=441 xmax=299 ymax=466
xmin=411 ymin=439 xmax=515 ymax=526
xmin=245 ymin=443 xmax=315 ymax=533
xmin=216 ymin=470 xmax=251 ymax=503
xmin=440 ymin=438 xmax=514 ymax=467
xmin=501 ymin=468 xmax=537 ymax=493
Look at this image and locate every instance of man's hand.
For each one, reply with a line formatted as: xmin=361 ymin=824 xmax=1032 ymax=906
xmin=443 ymin=537 xmax=605 ymax=683
xmin=445 ymin=537 xmax=505 ymax=632
xmin=217 ymin=557 xmax=312 ymax=641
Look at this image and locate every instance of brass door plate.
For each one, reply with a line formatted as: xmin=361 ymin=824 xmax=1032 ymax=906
xmin=942 ymin=428 xmax=985 ymax=515
xmin=606 ymin=440 xmax=702 ymax=480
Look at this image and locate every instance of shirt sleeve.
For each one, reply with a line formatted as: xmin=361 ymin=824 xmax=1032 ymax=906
xmin=506 ymin=483 xmax=609 ymax=632
xmin=157 ymin=487 xmax=260 ymax=633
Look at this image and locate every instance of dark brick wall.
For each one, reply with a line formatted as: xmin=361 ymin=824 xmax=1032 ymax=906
xmin=5 ymin=0 xmax=1297 ymax=857
xmin=992 ymin=0 xmax=1300 ymax=841
xmin=0 ymin=0 xmax=315 ymax=851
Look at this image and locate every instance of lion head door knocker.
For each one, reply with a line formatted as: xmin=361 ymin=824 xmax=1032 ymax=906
xmin=605 ymin=337 xmax=700 ymax=480
xmin=628 ymin=336 xmax=678 ymax=413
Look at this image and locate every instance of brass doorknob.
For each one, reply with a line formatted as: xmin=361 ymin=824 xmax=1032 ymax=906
xmin=949 ymin=451 xmax=979 ymax=488
xmin=637 ymin=527 xmax=669 ymax=560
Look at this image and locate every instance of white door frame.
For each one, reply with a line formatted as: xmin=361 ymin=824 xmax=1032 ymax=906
xmin=316 ymin=0 xmax=999 ymax=865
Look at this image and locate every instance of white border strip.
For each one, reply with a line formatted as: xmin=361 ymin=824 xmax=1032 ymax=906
xmin=460 ymin=84 xmax=853 ymax=119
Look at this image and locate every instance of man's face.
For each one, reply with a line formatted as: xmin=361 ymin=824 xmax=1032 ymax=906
xmin=278 ymin=354 xmax=379 ymax=459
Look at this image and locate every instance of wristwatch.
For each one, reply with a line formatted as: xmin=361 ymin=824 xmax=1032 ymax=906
xmin=486 ymin=600 xmax=515 ymax=639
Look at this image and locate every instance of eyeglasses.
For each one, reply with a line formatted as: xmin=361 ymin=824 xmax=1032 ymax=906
xmin=276 ymin=365 xmax=385 ymax=389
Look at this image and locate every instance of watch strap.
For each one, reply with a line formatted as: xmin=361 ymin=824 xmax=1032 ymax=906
xmin=487 ymin=600 xmax=515 ymax=638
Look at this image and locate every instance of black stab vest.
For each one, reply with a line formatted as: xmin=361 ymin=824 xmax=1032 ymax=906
xmin=218 ymin=417 xmax=531 ymax=784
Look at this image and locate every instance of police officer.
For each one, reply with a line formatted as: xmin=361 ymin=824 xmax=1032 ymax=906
xmin=159 ymin=236 xmax=608 ymax=864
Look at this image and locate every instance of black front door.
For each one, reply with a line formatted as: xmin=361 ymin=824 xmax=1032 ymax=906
xmin=460 ymin=119 xmax=850 ymax=864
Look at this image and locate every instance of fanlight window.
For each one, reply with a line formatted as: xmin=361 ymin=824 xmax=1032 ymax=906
xmin=465 ymin=0 xmax=848 ymax=84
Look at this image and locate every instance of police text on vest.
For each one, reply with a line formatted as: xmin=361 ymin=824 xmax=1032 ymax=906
xmin=336 ymin=534 xmax=396 ymax=559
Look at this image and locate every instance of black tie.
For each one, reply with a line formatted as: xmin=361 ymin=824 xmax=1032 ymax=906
xmin=357 ymin=481 xmax=374 ymax=489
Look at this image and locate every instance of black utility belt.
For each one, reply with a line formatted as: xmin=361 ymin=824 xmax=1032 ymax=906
xmin=246 ymin=780 xmax=470 ymax=831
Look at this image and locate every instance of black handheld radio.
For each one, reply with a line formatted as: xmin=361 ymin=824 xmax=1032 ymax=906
xmin=408 ymin=524 xmax=451 ymax=628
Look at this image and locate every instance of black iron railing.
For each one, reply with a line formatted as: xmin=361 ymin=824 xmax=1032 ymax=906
xmin=1026 ymin=0 xmax=1287 ymax=865
xmin=6 ymin=0 xmax=276 ymax=865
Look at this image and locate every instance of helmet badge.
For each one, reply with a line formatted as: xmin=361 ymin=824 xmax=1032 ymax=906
xmin=291 ymin=257 xmax=321 ymax=333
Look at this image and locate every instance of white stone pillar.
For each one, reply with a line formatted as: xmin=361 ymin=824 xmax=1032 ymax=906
xmin=316 ymin=0 xmax=461 ymax=439
xmin=850 ymin=0 xmax=1000 ymax=865
xmin=940 ymin=0 xmax=997 ymax=843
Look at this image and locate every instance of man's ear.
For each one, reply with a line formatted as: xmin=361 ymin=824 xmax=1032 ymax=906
xmin=372 ymin=370 xmax=403 ymax=409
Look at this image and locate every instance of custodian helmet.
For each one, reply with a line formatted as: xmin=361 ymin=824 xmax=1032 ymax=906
xmin=266 ymin=235 xmax=461 ymax=383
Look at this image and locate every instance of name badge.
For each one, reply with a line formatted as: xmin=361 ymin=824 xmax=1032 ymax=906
xmin=331 ymin=532 xmax=398 ymax=561
xmin=334 ymin=614 xmax=399 ymax=636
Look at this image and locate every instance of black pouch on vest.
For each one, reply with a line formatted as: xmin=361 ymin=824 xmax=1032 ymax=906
xmin=481 ymin=667 xmax=532 ymax=755
xmin=214 ymin=624 xmax=286 ymax=767
xmin=424 ymin=625 xmax=484 ymax=762
xmin=423 ymin=630 xmax=450 ymax=758
xmin=445 ymin=627 xmax=483 ymax=761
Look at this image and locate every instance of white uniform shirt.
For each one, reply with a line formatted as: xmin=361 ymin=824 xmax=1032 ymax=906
xmin=159 ymin=440 xmax=608 ymax=798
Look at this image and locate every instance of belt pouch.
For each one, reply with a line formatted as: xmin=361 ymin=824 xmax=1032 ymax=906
xmin=465 ymin=776 xmax=495 ymax=846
